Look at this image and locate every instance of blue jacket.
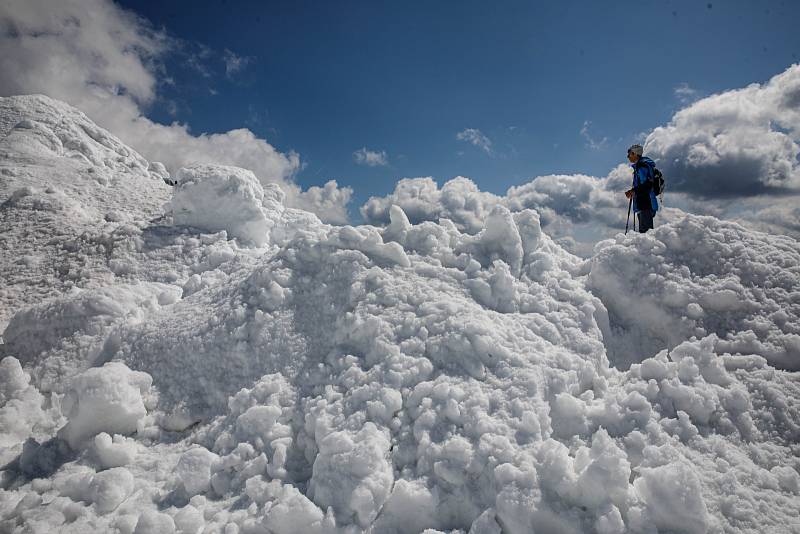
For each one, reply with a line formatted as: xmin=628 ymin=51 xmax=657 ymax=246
xmin=631 ymin=156 xmax=659 ymax=213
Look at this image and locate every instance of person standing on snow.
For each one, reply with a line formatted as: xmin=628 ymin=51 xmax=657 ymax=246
xmin=625 ymin=144 xmax=659 ymax=233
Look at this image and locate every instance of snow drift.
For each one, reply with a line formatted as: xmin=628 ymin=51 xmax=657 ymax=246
xmin=1 ymin=95 xmax=799 ymax=533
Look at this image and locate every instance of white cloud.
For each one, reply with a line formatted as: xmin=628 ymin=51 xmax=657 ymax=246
xmin=580 ymin=120 xmax=608 ymax=150
xmin=0 ymin=0 xmax=350 ymax=224
xmin=456 ymin=128 xmax=493 ymax=154
xmin=353 ymin=147 xmax=388 ymax=167
xmin=0 ymin=0 xmax=165 ymax=105
xmin=359 ymin=172 xmax=625 ymax=243
xmin=674 ymin=82 xmax=700 ymax=104
xmin=223 ymin=49 xmax=252 ymax=78
xmin=361 ymin=177 xmax=443 ymax=225
xmin=646 ymin=64 xmax=800 ymax=198
xmin=293 ymin=180 xmax=353 ymax=225
xmin=507 ymin=173 xmax=619 ymax=228
xmin=360 ymin=176 xmax=503 ymax=234
xmin=187 ymin=54 xmax=213 ymax=78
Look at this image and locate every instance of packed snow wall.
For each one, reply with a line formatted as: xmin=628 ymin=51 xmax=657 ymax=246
xmin=1 ymin=95 xmax=799 ymax=533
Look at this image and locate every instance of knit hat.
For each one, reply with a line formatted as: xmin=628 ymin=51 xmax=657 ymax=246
xmin=627 ymin=144 xmax=643 ymax=156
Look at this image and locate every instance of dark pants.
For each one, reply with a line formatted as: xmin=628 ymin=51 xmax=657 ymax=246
xmin=637 ymin=209 xmax=654 ymax=233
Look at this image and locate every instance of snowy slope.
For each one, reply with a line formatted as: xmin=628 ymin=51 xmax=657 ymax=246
xmin=1 ymin=96 xmax=799 ymax=534
xmin=0 ymin=95 xmax=172 ymax=331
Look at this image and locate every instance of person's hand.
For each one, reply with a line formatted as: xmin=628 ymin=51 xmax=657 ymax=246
xmin=625 ymin=189 xmax=633 ymax=199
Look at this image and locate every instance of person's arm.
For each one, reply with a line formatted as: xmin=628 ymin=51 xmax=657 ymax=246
xmin=626 ymin=165 xmax=651 ymax=199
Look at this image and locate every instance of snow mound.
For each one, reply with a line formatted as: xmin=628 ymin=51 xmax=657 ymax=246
xmin=172 ymin=164 xmax=279 ymax=247
xmin=57 ymin=362 xmax=156 ymax=449
xmin=589 ymin=214 xmax=800 ymax=370
xmin=0 ymin=95 xmax=174 ymax=327
xmin=1 ymin=95 xmax=799 ymax=534
xmin=0 ymin=95 xmax=161 ymax=179
xmin=6 ymin=198 xmax=792 ymax=532
xmin=171 ymin=163 xmax=325 ymax=248
xmin=104 ymin=203 xmax=597 ymax=420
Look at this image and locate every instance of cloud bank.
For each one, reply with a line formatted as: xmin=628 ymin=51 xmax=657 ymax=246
xmin=646 ymin=64 xmax=800 ymax=198
xmin=359 ymin=173 xmax=631 ymax=256
xmin=0 ymin=0 xmax=351 ymax=223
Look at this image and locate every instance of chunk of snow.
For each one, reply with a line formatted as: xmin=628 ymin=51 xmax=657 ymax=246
xmin=0 ymin=355 xmax=30 ymax=403
xmin=59 ymin=467 xmax=135 ymax=514
xmin=134 ymin=510 xmax=176 ymax=534
xmin=310 ymin=423 xmax=394 ymax=527
xmin=0 ymin=356 xmax=47 ymax=449
xmin=172 ymin=164 xmax=276 ymax=247
xmin=90 ymin=467 xmax=136 ymax=514
xmin=92 ymin=433 xmax=138 ymax=469
xmin=633 ymin=463 xmax=710 ymax=534
xmin=176 ymin=447 xmax=219 ymax=496
xmin=589 ymin=215 xmax=800 ymax=370
xmin=58 ymin=362 xmax=154 ymax=449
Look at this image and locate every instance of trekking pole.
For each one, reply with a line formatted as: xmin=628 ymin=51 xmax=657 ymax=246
xmin=624 ymin=196 xmax=632 ymax=234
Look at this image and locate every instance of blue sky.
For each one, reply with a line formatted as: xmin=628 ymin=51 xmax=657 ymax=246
xmin=117 ymin=0 xmax=800 ymax=216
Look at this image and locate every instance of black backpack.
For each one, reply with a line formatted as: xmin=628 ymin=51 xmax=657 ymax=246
xmin=652 ymin=167 xmax=664 ymax=196
xmin=638 ymin=159 xmax=665 ymax=196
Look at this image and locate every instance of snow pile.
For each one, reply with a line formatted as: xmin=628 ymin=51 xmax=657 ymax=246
xmin=0 ymin=95 xmax=173 ymax=329
xmin=589 ymin=215 xmax=800 ymax=370
xmin=0 ymin=95 xmax=798 ymax=534
xmin=0 ymin=95 xmax=173 ymax=184
xmin=102 ymin=199 xmax=593 ymax=424
xmin=0 ymin=95 xmax=167 ymax=185
xmin=57 ymin=362 xmax=156 ymax=449
xmin=171 ymin=164 xmax=281 ymax=246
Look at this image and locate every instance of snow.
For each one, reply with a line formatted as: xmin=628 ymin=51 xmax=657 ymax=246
xmin=58 ymin=362 xmax=155 ymax=449
xmin=632 ymin=463 xmax=709 ymax=534
xmin=310 ymin=423 xmax=394 ymax=527
xmin=171 ymin=164 xmax=279 ymax=247
xmin=588 ymin=216 xmax=800 ymax=371
xmin=0 ymin=357 xmax=47 ymax=451
xmin=1 ymin=95 xmax=799 ymax=533
xmin=58 ymin=466 xmax=136 ymax=515
xmin=92 ymin=433 xmax=139 ymax=469
xmin=134 ymin=510 xmax=176 ymax=533
xmin=176 ymin=447 xmax=219 ymax=497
